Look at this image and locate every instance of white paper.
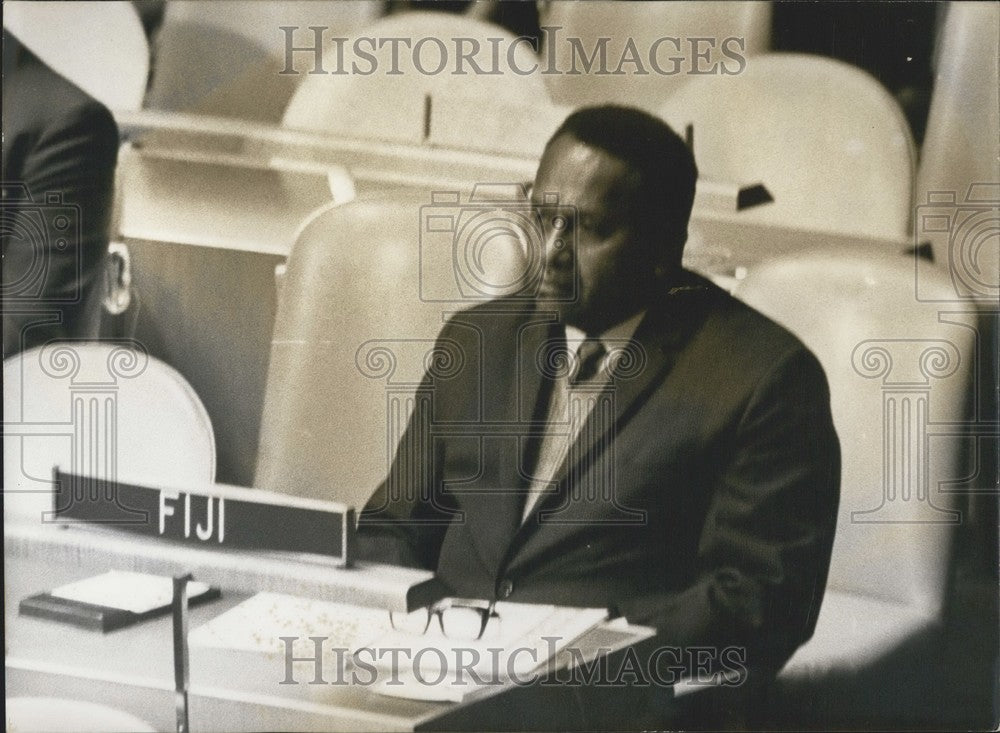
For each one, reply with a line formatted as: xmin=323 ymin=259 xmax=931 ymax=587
xmin=188 ymin=591 xmax=392 ymax=656
xmin=50 ymin=570 xmax=211 ymax=614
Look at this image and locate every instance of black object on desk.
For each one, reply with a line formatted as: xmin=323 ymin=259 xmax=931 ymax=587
xmin=19 ymin=585 xmax=221 ymax=633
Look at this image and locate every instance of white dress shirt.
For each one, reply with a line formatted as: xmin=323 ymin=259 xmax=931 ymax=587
xmin=521 ymin=310 xmax=646 ymax=522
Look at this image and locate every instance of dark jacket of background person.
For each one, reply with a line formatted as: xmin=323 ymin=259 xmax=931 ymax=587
xmin=2 ymin=30 xmax=119 ymax=358
xmin=359 ymin=269 xmax=841 ymax=686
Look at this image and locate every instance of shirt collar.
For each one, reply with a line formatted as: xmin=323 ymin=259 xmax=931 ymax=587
xmin=564 ymin=310 xmax=646 ymax=355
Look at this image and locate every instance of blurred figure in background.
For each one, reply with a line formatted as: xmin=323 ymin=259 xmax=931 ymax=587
xmin=2 ymin=28 xmax=119 ymax=358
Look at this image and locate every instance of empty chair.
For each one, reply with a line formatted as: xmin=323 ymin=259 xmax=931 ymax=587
xmin=660 ymin=53 xmax=916 ymax=240
xmin=146 ymin=1 xmax=379 ymax=121
xmin=255 ymin=190 xmax=532 ymax=508
xmin=282 ymin=12 xmax=551 ymax=145
xmin=3 ymin=342 xmax=216 ymax=523
xmin=914 ymin=1 xmax=999 ymax=291
xmin=540 ymin=0 xmax=771 ymax=111
xmin=734 ymin=254 xmax=977 ymax=724
xmin=3 ymin=1 xmax=149 ymax=112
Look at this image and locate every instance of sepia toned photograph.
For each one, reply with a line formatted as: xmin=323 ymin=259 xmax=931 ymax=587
xmin=3 ymin=1 xmax=998 ymax=730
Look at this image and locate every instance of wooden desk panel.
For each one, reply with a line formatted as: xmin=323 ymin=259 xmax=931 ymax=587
xmin=107 ymin=240 xmax=283 ymax=486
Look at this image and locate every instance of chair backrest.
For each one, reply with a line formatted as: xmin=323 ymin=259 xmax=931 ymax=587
xmin=282 ymin=11 xmax=551 ymax=144
xmin=255 ymin=191 xmax=531 ymax=508
xmin=539 ymin=0 xmax=771 ymax=111
xmin=427 ymin=96 xmax=573 ymax=160
xmin=3 ymin=1 xmax=149 ymax=112
xmin=914 ymin=1 xmax=999 ymax=284
xmin=3 ymin=342 xmax=216 ymax=522
xmin=660 ymin=53 xmax=916 ymax=240
xmin=734 ymin=254 xmax=976 ymax=616
xmin=145 ymin=0 xmax=379 ymax=121
xmin=114 ymin=143 xmax=348 ymax=255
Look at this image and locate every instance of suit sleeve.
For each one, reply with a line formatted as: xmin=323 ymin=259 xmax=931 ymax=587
xmin=355 ymin=326 xmax=462 ymax=571
xmin=629 ymin=346 xmax=841 ymax=673
xmin=2 ymin=99 xmax=119 ymax=356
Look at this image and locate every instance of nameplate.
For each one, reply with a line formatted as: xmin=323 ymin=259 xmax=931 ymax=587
xmin=51 ymin=469 xmax=355 ymax=566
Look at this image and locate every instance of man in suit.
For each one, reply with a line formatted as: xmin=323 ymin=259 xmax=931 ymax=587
xmin=2 ymin=29 xmax=119 ymax=358
xmin=359 ymin=106 xmax=840 ymax=724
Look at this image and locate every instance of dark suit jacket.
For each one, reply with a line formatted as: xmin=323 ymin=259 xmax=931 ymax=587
xmin=2 ymin=35 xmax=119 ymax=358
xmin=359 ymin=269 xmax=840 ymax=677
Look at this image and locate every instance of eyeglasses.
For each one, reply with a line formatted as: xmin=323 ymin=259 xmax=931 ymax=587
xmin=389 ymin=598 xmax=501 ymax=641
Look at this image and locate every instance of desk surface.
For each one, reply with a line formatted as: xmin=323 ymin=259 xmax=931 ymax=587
xmin=4 ymin=522 xmax=452 ymax=730
xmin=5 ymin=522 xmax=647 ymax=731
xmin=6 ymin=557 xmax=451 ymax=732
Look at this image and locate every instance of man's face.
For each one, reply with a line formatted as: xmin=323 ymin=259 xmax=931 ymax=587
xmin=532 ymin=134 xmax=654 ymax=334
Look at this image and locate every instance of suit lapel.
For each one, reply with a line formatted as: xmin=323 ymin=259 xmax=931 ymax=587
xmin=520 ymin=274 xmax=719 ymax=527
xmin=459 ymin=305 xmax=560 ymax=574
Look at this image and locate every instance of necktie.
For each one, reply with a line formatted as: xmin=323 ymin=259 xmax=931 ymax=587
xmin=522 ymin=338 xmax=608 ymax=521
xmin=570 ymin=338 xmax=607 ymax=386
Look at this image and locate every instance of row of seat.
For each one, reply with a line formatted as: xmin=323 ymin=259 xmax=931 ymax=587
xmin=278 ymin=4 xmax=996 ymax=245
xmin=281 ymin=28 xmax=916 ymax=239
xmin=90 ymin=136 xmax=858 ymax=486
xmin=8 ymin=1 xmax=771 ymax=116
xmin=4 ymin=195 xmax=982 ymax=724
xmin=9 ymin=2 xmax=995 ymax=247
xmin=104 ymin=95 xmax=999 ymax=489
xmin=3 ymin=3 xmax=995 ymax=727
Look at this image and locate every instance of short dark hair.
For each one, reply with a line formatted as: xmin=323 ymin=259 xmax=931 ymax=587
xmin=547 ymin=105 xmax=698 ymax=265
